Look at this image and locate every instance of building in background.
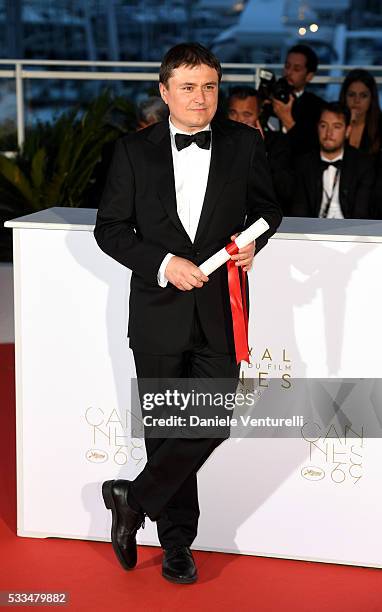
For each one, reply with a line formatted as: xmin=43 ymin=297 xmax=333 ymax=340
xmin=1 ymin=0 xmax=381 ymax=64
xmin=0 ymin=0 xmax=381 ymax=262
xmin=0 ymin=0 xmax=381 ymax=131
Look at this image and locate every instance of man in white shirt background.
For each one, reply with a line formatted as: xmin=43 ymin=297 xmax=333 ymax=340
xmin=291 ymin=101 xmax=375 ymax=219
xmin=94 ymin=43 xmax=281 ymax=585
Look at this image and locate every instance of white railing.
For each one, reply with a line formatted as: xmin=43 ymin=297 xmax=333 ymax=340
xmin=0 ymin=59 xmax=381 ymax=148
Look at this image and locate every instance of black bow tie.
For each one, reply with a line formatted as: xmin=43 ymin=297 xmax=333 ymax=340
xmin=175 ymin=131 xmax=211 ymax=151
xmin=320 ymin=159 xmax=342 ymax=173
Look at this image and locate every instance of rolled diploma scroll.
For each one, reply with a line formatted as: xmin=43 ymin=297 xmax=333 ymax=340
xmin=199 ymin=217 xmax=270 ymax=276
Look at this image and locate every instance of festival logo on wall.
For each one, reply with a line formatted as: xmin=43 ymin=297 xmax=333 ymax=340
xmin=84 ymin=406 xmax=145 ymax=467
xmin=300 ymin=423 xmax=363 ymax=485
xmin=244 ymin=346 xmax=292 ymax=387
xmin=249 ymin=348 xmax=363 ymax=483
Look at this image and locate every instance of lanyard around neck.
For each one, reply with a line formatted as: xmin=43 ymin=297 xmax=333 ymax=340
xmin=320 ymin=167 xmax=340 ymax=219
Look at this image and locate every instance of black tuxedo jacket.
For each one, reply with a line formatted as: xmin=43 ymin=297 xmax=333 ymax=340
xmin=287 ymin=90 xmax=324 ymax=155
xmin=264 ymin=130 xmax=294 ymax=215
xmin=290 ymin=144 xmax=376 ymax=219
xmin=94 ymin=118 xmax=282 ymax=354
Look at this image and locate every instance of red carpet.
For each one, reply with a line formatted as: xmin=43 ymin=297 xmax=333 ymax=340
xmin=1 ymin=343 xmax=381 ymax=611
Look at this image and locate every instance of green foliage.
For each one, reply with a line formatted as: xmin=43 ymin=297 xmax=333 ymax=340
xmin=0 ymin=91 xmax=134 ymax=211
xmin=0 ymin=119 xmax=17 ymax=151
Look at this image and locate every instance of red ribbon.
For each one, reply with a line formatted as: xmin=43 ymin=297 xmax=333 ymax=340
xmin=225 ymin=241 xmax=250 ymax=364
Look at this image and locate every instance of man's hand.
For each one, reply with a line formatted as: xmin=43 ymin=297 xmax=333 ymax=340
xmin=165 ymin=256 xmax=209 ymax=291
xmin=229 ymin=234 xmax=256 ymax=272
xmin=272 ymin=94 xmax=295 ymax=131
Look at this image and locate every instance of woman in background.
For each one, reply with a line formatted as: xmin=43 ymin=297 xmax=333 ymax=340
xmin=340 ymin=68 xmax=382 ymax=155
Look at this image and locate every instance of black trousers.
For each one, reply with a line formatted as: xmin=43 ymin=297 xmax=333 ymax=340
xmin=130 ymin=310 xmax=239 ymax=548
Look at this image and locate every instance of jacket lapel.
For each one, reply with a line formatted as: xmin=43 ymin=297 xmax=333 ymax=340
xmin=339 ymin=147 xmax=350 ymax=217
xmin=193 ymin=120 xmax=235 ymax=245
xmin=146 ymin=121 xmax=191 ymax=243
xmin=312 ymin=156 xmax=323 ymax=216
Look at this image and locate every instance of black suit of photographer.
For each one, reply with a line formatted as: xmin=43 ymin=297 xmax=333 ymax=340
xmin=287 ymin=90 xmax=324 ymax=155
xmin=263 ymin=129 xmax=294 ymax=215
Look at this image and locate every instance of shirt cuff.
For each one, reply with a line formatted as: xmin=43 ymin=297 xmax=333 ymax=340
xmin=157 ymin=253 xmax=175 ymax=287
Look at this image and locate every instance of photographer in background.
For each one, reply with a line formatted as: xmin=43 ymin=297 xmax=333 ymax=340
xmin=270 ymin=44 xmax=324 ymax=155
xmin=228 ymin=86 xmax=294 ymax=213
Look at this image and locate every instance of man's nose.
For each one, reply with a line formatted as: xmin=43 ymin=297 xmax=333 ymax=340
xmin=193 ymin=88 xmax=206 ymax=104
xmin=321 ymin=126 xmax=329 ymax=139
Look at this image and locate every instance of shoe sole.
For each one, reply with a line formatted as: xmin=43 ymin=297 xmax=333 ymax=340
xmin=162 ymin=571 xmax=198 ymax=584
xmin=102 ymin=480 xmax=136 ymax=571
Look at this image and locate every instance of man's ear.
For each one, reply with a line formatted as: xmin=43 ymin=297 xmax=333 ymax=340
xmin=159 ymin=82 xmax=169 ymax=105
xmin=305 ymin=71 xmax=315 ymax=84
xmin=345 ymin=124 xmax=352 ymax=140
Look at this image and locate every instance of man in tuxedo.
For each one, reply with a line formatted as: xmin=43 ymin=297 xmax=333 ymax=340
xmin=271 ymin=44 xmax=324 ymax=155
xmin=94 ymin=43 xmax=282 ymax=584
xmin=291 ymin=101 xmax=375 ymax=218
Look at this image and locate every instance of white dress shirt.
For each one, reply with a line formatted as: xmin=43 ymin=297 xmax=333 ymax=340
xmin=319 ymin=151 xmax=344 ymax=219
xmin=157 ymin=117 xmax=212 ymax=287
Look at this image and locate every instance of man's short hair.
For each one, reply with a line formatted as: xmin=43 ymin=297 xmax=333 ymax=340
xmin=286 ymin=44 xmax=319 ymax=74
xmin=137 ymin=96 xmax=169 ymax=124
xmin=228 ymin=86 xmax=259 ymax=101
xmin=159 ymin=42 xmax=222 ymax=86
xmin=319 ymin=101 xmax=351 ymax=126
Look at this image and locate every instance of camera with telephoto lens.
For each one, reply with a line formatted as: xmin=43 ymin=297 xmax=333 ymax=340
xmin=258 ymin=69 xmax=294 ymax=104
xmin=257 ymin=69 xmax=295 ymax=126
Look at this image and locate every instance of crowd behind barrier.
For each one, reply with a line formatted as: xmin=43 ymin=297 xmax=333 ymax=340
xmin=226 ymin=45 xmax=382 ymax=220
xmin=1 ymin=45 xmax=382 ymax=265
xmin=88 ymin=45 xmax=382 ymax=222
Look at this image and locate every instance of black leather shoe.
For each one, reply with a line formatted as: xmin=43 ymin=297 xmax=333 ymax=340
xmin=102 ymin=479 xmax=145 ymax=570
xmin=162 ymin=546 xmax=198 ymax=584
